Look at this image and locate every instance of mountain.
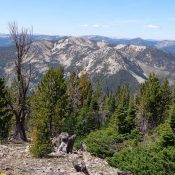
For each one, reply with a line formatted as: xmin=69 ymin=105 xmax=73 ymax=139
xmin=0 ymin=34 xmax=62 ymax=47
xmin=1 ymin=36 xmax=175 ymax=91
xmin=1 ymin=34 xmax=175 ymax=53
xmin=0 ymin=34 xmax=12 ymax=47
xmin=84 ymin=35 xmax=157 ymax=47
xmin=84 ymin=35 xmax=175 ymax=54
xmin=155 ymin=40 xmax=175 ymax=53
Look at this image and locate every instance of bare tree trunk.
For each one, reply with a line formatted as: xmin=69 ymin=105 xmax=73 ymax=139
xmin=8 ymin=22 xmax=33 ymax=142
xmin=14 ymin=115 xmax=27 ymax=142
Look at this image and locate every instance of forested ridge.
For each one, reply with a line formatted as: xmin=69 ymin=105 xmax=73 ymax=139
xmin=0 ymin=67 xmax=175 ymax=174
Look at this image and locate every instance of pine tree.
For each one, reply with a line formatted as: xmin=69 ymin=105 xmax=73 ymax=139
xmin=79 ymin=73 xmax=93 ymax=107
xmin=76 ymin=106 xmax=96 ymax=136
xmin=67 ymin=71 xmax=80 ymax=112
xmin=159 ymin=79 xmax=172 ymax=121
xmin=110 ymin=84 xmax=130 ymax=134
xmin=115 ymin=104 xmax=128 ymax=134
xmin=103 ymin=94 xmax=116 ymax=114
xmin=0 ymin=78 xmax=12 ymax=142
xmin=169 ymin=103 xmax=175 ymax=132
xmin=125 ymin=96 xmax=136 ymax=133
xmin=30 ymin=116 xmax=53 ymax=157
xmin=30 ymin=67 xmax=67 ymax=157
xmin=138 ymin=73 xmax=162 ymax=132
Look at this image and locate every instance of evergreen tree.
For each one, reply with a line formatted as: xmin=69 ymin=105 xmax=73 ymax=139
xmin=110 ymin=84 xmax=130 ymax=133
xmin=125 ymin=96 xmax=136 ymax=133
xmin=115 ymin=104 xmax=128 ymax=134
xmin=30 ymin=67 xmax=67 ymax=157
xmin=103 ymin=94 xmax=116 ymax=114
xmin=159 ymin=79 xmax=172 ymax=121
xmin=30 ymin=116 xmax=53 ymax=157
xmin=138 ymin=73 xmax=162 ymax=132
xmin=169 ymin=104 xmax=175 ymax=132
xmin=76 ymin=106 xmax=96 ymax=136
xmin=67 ymin=71 xmax=80 ymax=112
xmin=79 ymin=73 xmax=93 ymax=107
xmin=0 ymin=78 xmax=12 ymax=142
xmin=90 ymin=94 xmax=99 ymax=111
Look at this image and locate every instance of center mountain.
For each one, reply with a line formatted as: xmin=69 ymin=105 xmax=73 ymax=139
xmin=1 ymin=36 xmax=175 ymax=91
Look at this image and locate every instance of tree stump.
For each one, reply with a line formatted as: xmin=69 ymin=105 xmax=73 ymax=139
xmin=53 ymin=132 xmax=76 ymax=154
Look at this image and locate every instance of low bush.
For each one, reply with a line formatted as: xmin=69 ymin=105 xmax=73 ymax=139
xmin=84 ymin=127 xmax=125 ymax=158
xmin=107 ymin=146 xmax=175 ymax=175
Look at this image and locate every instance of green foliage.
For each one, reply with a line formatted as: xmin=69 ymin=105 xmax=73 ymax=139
xmin=109 ymin=85 xmax=137 ymax=134
xmin=31 ymin=67 xmax=67 ymax=135
xmin=109 ymin=85 xmax=129 ymax=129
xmin=103 ymin=94 xmax=116 ymax=113
xmin=159 ymin=79 xmax=172 ymax=117
xmin=79 ymin=73 xmax=93 ymax=107
xmin=108 ymin=146 xmax=175 ymax=175
xmin=30 ymin=67 xmax=67 ymax=157
xmin=157 ymin=122 xmax=175 ymax=147
xmin=84 ymin=126 xmax=143 ymax=159
xmin=66 ymin=71 xmax=80 ymax=112
xmin=137 ymin=74 xmax=171 ymax=132
xmin=126 ymin=128 xmax=143 ymax=141
xmin=30 ymin=119 xmax=53 ymax=158
xmin=0 ymin=78 xmax=12 ymax=143
xmin=84 ymin=127 xmax=124 ymax=158
xmin=75 ymin=107 xmax=96 ymax=136
xmin=170 ymin=104 xmax=175 ymax=132
xmin=65 ymin=72 xmax=97 ymax=136
xmin=125 ymin=96 xmax=136 ymax=133
xmin=2 ymin=63 xmax=173 ymax=174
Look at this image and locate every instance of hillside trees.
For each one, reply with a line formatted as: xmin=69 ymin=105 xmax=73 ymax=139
xmin=110 ymin=84 xmax=132 ymax=133
xmin=0 ymin=78 xmax=12 ymax=142
xmin=7 ymin=22 xmax=33 ymax=141
xmin=64 ymin=72 xmax=102 ymax=136
xmin=137 ymin=74 xmax=171 ymax=132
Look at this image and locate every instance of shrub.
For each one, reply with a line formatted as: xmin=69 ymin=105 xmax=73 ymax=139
xmin=30 ymin=120 xmax=53 ymax=158
xmin=157 ymin=123 xmax=175 ymax=147
xmin=84 ymin=127 xmax=125 ymax=158
xmin=107 ymin=146 xmax=175 ymax=175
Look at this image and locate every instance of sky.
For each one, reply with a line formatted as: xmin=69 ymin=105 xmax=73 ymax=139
xmin=0 ymin=0 xmax=175 ymax=39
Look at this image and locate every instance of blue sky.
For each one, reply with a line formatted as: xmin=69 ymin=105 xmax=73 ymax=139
xmin=0 ymin=0 xmax=175 ymax=39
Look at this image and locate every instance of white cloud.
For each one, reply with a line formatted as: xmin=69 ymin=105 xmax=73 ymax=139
xmin=145 ymin=24 xmax=160 ymax=29
xmin=92 ymin=24 xmax=110 ymax=28
xmin=80 ymin=24 xmax=110 ymax=28
xmin=92 ymin=24 xmax=100 ymax=28
xmin=101 ymin=24 xmax=110 ymax=28
xmin=80 ymin=24 xmax=89 ymax=27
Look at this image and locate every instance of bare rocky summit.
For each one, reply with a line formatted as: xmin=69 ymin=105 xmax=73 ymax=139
xmin=0 ymin=144 xmax=131 ymax=175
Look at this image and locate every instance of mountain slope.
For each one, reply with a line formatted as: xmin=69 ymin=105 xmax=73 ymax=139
xmin=1 ymin=36 xmax=175 ymax=90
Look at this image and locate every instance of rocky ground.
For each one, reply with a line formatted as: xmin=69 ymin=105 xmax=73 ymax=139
xmin=0 ymin=143 xmax=130 ymax=175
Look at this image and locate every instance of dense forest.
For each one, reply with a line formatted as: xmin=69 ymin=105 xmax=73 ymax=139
xmin=0 ymin=67 xmax=175 ymax=175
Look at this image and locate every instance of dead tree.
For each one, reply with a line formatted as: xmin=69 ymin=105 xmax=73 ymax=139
xmin=8 ymin=22 xmax=33 ymax=142
xmin=67 ymin=134 xmax=76 ymax=153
